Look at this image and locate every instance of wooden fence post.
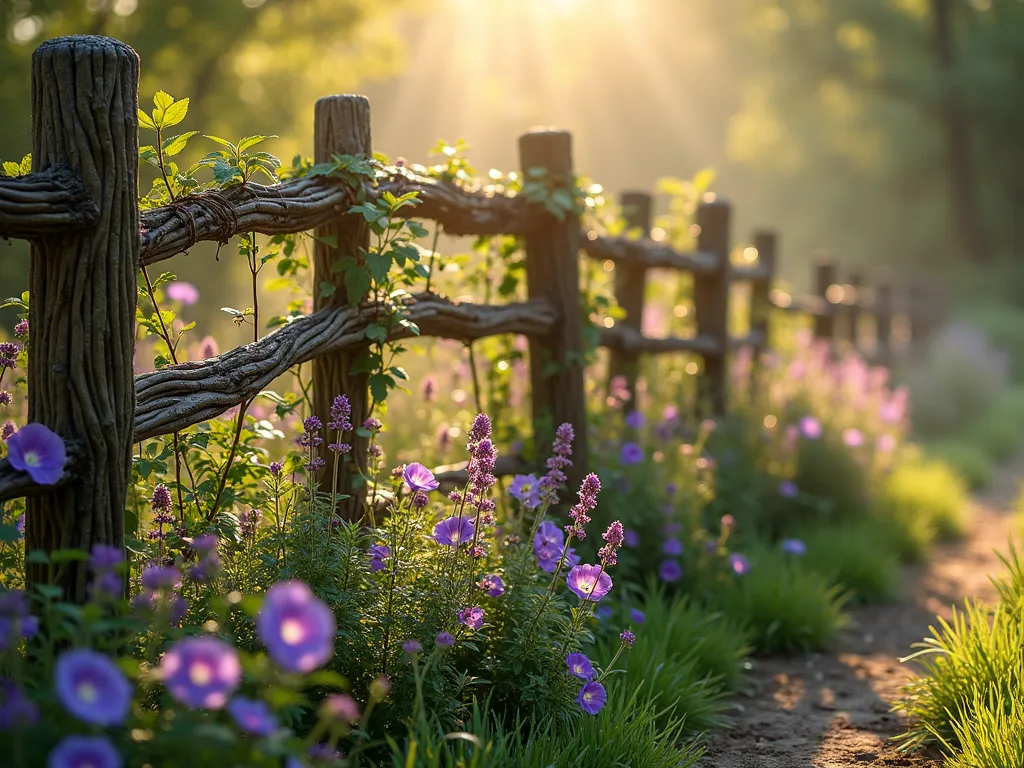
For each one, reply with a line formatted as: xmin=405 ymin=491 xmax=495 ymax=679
xmin=750 ymin=230 xmax=776 ymax=356
xmin=813 ymin=256 xmax=837 ymax=344
xmin=874 ymin=280 xmax=894 ymax=366
xmin=846 ymin=269 xmax=864 ymax=354
xmin=608 ymin=191 xmax=652 ymax=406
xmin=907 ymin=281 xmax=933 ymax=354
xmin=694 ymin=199 xmax=731 ymax=417
xmin=26 ymin=36 xmax=139 ymax=601
xmin=312 ymin=95 xmax=372 ymax=519
xmin=519 ymin=129 xmax=588 ymax=494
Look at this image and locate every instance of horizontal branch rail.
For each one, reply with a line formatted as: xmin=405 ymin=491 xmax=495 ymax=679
xmin=600 ymin=324 xmax=722 ymax=356
xmin=139 ymin=171 xmax=530 ymax=267
xmin=582 ymin=232 xmax=719 ymax=274
xmin=0 ymin=167 xmax=98 ymax=239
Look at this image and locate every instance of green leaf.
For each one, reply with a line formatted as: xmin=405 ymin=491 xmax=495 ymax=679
xmin=366 ymin=251 xmax=392 ymax=282
xmin=204 ymin=135 xmax=237 ymax=152
xmin=344 ymin=266 xmax=372 ymax=304
xmin=2 ymin=161 xmax=21 ymax=177
xmin=137 ymin=109 xmax=157 ymax=131
xmin=220 ymin=307 xmax=244 ymax=317
xmin=318 ymin=282 xmax=337 ymax=299
xmin=212 ymin=160 xmax=242 ymax=186
xmin=19 ymin=154 xmax=31 ymax=175
xmin=162 ymin=131 xmax=199 ymax=157
xmin=368 ymin=373 xmax=391 ymax=403
xmin=162 ymin=98 xmax=189 ymax=128
xmin=365 ymin=324 xmax=388 ymax=342
xmin=238 ymin=134 xmax=277 ymax=153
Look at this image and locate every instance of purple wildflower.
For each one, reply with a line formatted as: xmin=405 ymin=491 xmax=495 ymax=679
xmin=598 ymin=520 xmax=624 ymax=566
xmin=54 ymin=649 xmax=131 ymax=726
xmin=0 ymin=421 xmax=15 ymax=441
xmin=13 ymin=320 xmax=28 ymax=339
xmin=729 ymin=552 xmax=751 ymax=575
xmin=781 ymin=538 xmax=807 ymax=556
xmin=620 ymin=629 xmax=636 ymax=648
xmin=0 ymin=392 xmax=10 ymax=406
xmin=662 ymin=537 xmax=683 ymax=557
xmin=257 ymin=580 xmax=336 ymax=673
xmin=619 ymin=441 xmax=644 ymax=465
xmin=141 ymin=565 xmax=181 ymax=593
xmin=322 ymin=693 xmax=361 ymax=723
xmin=327 ymin=395 xmax=352 ymax=432
xmin=0 ymin=679 xmax=38 ymax=730
xmin=623 ymin=529 xmax=640 ymax=548
xmin=538 ymin=423 xmax=574 ymax=505
xmin=433 ymin=516 xmax=475 ymax=547
xmin=629 ymin=608 xmax=646 ymax=624
xmin=566 ymin=564 xmax=613 ymax=602
xmin=576 ymin=681 xmax=607 ymax=715
xmin=89 ymin=544 xmax=124 ymax=573
xmin=166 ymin=281 xmax=199 ymax=305
xmin=5 ymin=423 xmax=66 ymax=484
xmin=566 ymin=653 xmax=596 ymax=680
xmin=435 ymin=631 xmax=455 ymax=648
xmin=228 ymin=696 xmax=277 ymax=736
xmin=508 ymin=474 xmax=541 ymax=509
xmin=659 ymin=559 xmax=682 ymax=582
xmin=47 ymin=735 xmax=122 ymax=768
xmin=14 ymin=514 xmax=24 ymax=539
xmin=779 ymin=480 xmax=799 ymax=499
xmin=422 ymin=378 xmax=435 ymax=402
xmin=624 ymin=410 xmax=644 ymax=429
xmin=402 ymin=639 xmax=422 ymax=654
xmin=369 ymin=544 xmax=391 ymax=572
xmin=480 ymin=574 xmax=505 ymax=597
xmin=160 ymin=636 xmax=241 ymax=709
xmin=467 ymin=413 xmax=491 ymax=446
xmin=403 ymin=462 xmax=439 ymax=492
xmin=0 ymin=342 xmax=19 ymax=369
xmin=458 ymin=606 xmax=484 ymax=630
xmin=269 ymin=461 xmax=283 ymax=477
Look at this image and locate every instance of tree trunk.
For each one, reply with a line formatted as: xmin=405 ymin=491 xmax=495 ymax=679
xmin=26 ymin=36 xmax=140 ymax=602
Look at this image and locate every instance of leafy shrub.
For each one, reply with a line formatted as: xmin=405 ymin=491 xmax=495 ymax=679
xmin=924 ymin=440 xmax=994 ymax=490
xmin=942 ymin=688 xmax=1024 ymax=768
xmin=796 ymin=520 xmax=901 ymax=604
xmin=962 ymin=303 xmax=1024 ymax=383
xmin=875 ymin=451 xmax=969 ymax=544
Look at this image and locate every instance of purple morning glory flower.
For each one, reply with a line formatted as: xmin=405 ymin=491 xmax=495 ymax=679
xmin=257 ymin=580 xmax=336 ymax=674
xmin=576 ymin=681 xmax=607 ymax=715
xmin=166 ymin=281 xmax=199 ymax=305
xmin=798 ymin=416 xmax=822 ymax=440
xmin=534 ymin=520 xmax=564 ymax=549
xmin=623 ymin=529 xmax=639 ymax=548
xmin=435 ymin=631 xmax=455 ymax=647
xmin=594 ymin=605 xmax=613 ymax=621
xmin=369 ymin=544 xmax=391 ymax=572
xmin=160 ymin=636 xmax=241 ymax=710
xmin=403 ymin=462 xmax=439 ymax=493
xmin=54 ymin=649 xmax=131 ymax=726
xmin=624 ymin=410 xmax=644 ymax=430
xmin=141 ymin=565 xmax=181 ymax=592
xmin=508 ymin=474 xmax=541 ymax=509
xmin=480 ymin=574 xmax=505 ymax=597
xmin=566 ymin=653 xmax=596 ymax=680
xmin=779 ymin=480 xmax=799 ymax=499
xmin=47 ymin=735 xmax=122 ymax=768
xmin=458 ymin=606 xmax=484 ymax=630
xmin=619 ymin=441 xmax=644 ymax=465
xmin=629 ymin=608 xmax=646 ymax=624
xmin=729 ymin=552 xmax=751 ymax=575
xmin=566 ymin=564 xmax=613 ymax=602
xmin=6 ymin=423 xmax=66 ymax=485
xmin=781 ymin=538 xmax=807 ymax=555
xmin=227 ymin=696 xmax=278 ymax=736
xmin=433 ymin=516 xmax=475 ymax=547
xmin=402 ymin=639 xmax=422 ymax=654
xmin=659 ymin=559 xmax=682 ymax=582
xmin=662 ymin=537 xmax=683 ymax=556
xmin=843 ymin=428 xmax=864 ymax=447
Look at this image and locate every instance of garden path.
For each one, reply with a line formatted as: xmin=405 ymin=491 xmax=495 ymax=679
xmin=698 ymin=454 xmax=1024 ymax=768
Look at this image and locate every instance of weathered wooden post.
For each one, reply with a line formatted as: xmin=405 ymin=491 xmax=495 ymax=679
xmin=749 ymin=230 xmax=776 ymax=356
xmin=907 ymin=281 xmax=933 ymax=355
xmin=694 ymin=199 xmax=731 ymax=417
xmin=846 ymin=270 xmax=864 ymax=354
xmin=312 ymin=95 xmax=371 ymax=519
xmin=874 ymin=280 xmax=895 ymax=366
xmin=519 ymin=129 xmax=588 ymax=493
xmin=813 ymin=256 xmax=837 ymax=344
xmin=26 ymin=36 xmax=139 ymax=601
xmin=608 ymin=191 xmax=652 ymax=405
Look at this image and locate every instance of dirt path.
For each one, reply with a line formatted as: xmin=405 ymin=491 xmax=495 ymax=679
xmin=698 ymin=457 xmax=1024 ymax=768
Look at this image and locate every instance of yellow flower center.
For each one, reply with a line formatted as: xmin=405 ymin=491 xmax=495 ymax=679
xmin=23 ymin=451 xmax=39 ymax=467
xmin=281 ymin=618 xmax=306 ymax=645
xmin=583 ymin=689 xmax=596 ymax=703
xmin=76 ymin=681 xmax=98 ymax=703
xmin=189 ymin=661 xmax=213 ymax=686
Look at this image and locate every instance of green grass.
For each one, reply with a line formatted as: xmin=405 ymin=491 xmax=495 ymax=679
xmin=876 ymin=453 xmax=970 ymax=545
xmin=923 ymin=440 xmax=994 ymax=491
xmin=713 ymin=547 xmax=849 ymax=654
xmin=895 ymin=548 xmax=1024 ymax=763
xmin=796 ymin=520 xmax=902 ymax=604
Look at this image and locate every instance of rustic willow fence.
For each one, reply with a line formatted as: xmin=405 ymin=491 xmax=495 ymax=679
xmin=0 ymin=36 xmax=940 ymax=600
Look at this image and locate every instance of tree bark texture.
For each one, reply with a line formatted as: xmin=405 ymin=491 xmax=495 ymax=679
xmin=26 ymin=35 xmax=139 ymax=602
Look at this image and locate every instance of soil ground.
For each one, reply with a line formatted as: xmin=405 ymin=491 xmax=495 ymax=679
xmin=698 ymin=455 xmax=1024 ymax=768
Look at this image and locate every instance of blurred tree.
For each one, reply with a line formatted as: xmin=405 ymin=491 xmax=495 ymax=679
xmin=0 ymin=0 xmax=414 ymax=316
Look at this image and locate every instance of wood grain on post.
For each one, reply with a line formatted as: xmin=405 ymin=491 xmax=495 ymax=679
xmin=750 ymin=230 xmax=776 ymax=356
xmin=312 ymin=95 xmax=371 ymax=520
xmin=846 ymin=270 xmax=864 ymax=354
xmin=519 ymin=129 xmax=588 ymax=494
xmin=874 ymin=281 xmax=894 ymax=366
xmin=694 ymin=199 xmax=731 ymax=417
xmin=26 ymin=36 xmax=139 ymax=601
xmin=608 ymin=191 xmax=652 ymax=405
xmin=813 ymin=256 xmax=837 ymax=343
